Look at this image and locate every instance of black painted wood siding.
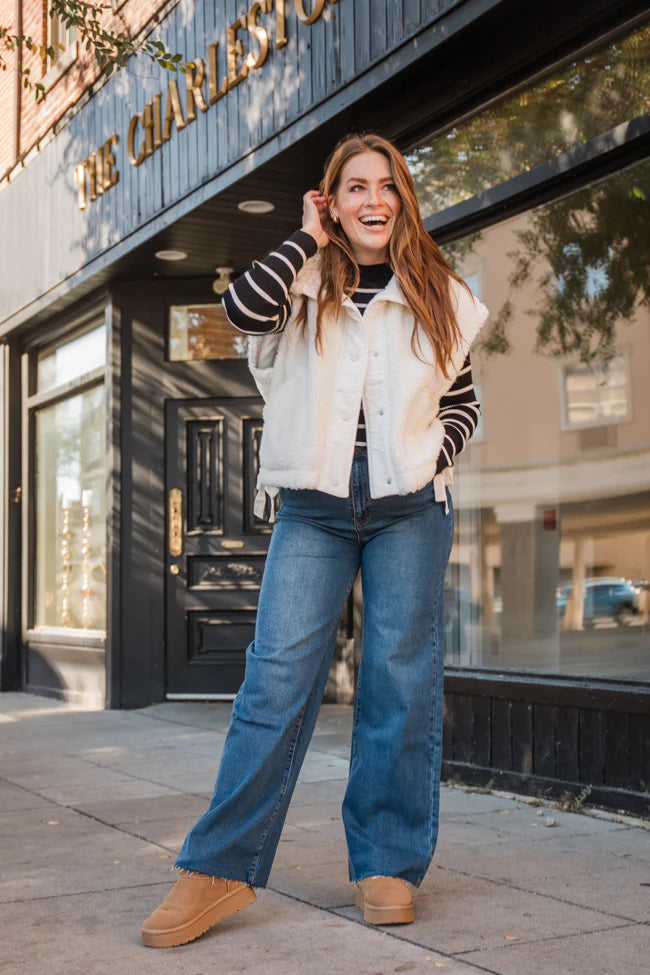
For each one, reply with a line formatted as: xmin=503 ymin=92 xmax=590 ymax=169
xmin=442 ymin=672 xmax=650 ymax=816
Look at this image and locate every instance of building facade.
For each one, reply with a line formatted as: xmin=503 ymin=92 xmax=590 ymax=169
xmin=1 ymin=0 xmax=649 ymax=815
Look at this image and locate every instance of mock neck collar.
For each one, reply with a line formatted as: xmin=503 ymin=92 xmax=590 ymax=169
xmin=291 ymin=251 xmax=407 ymax=306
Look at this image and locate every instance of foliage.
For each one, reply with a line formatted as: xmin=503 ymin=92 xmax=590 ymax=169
xmin=431 ymin=23 xmax=650 ymax=365
xmin=506 ymin=164 xmax=650 ymax=364
xmin=408 ymin=25 xmax=650 ymax=218
xmin=558 ymin=785 xmax=592 ymax=813
xmin=0 ymin=1 xmax=183 ymax=102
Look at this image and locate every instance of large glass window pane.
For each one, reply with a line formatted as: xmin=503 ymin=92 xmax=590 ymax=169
xmin=408 ymin=22 xmax=650 ymax=220
xmin=442 ymin=156 xmax=650 ymax=680
xmin=37 ymin=323 xmax=106 ymax=392
xmin=34 ymin=384 xmax=106 ymax=630
xmin=169 ymin=304 xmax=247 ymax=360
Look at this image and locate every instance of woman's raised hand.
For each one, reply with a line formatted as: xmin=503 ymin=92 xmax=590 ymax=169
xmin=301 ymin=189 xmax=331 ymax=249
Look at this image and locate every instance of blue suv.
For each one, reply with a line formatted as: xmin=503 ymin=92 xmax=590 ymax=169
xmin=556 ymin=577 xmax=639 ymax=625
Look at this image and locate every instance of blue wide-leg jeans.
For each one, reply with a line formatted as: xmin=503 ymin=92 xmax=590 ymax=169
xmin=175 ymin=448 xmax=454 ymax=888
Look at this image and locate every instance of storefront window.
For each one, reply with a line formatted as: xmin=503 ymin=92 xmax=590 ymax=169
xmin=440 ymin=155 xmax=650 ymax=680
xmin=168 ymin=304 xmax=248 ymax=360
xmin=37 ymin=324 xmax=106 ymax=392
xmin=33 ymin=331 xmax=106 ymax=632
xmin=408 ymin=22 xmax=650 ymax=219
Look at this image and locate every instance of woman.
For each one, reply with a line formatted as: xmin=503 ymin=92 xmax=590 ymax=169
xmin=141 ymin=132 xmax=487 ymax=948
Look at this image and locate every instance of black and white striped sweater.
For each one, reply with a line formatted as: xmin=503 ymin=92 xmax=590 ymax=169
xmin=223 ymin=229 xmax=481 ymax=476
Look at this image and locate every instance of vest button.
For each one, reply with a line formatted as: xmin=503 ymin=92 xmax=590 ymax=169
xmin=386 ymin=478 xmax=392 ymax=485
xmin=378 ymin=409 xmax=384 ymax=416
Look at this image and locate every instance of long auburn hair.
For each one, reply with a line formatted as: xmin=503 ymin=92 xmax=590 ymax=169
xmin=296 ymin=132 xmax=468 ymax=376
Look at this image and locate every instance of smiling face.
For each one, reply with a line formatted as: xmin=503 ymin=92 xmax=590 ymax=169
xmin=330 ymin=150 xmax=402 ymax=265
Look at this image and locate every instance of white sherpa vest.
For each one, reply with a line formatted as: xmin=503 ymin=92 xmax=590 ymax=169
xmin=248 ymin=252 xmax=488 ymax=520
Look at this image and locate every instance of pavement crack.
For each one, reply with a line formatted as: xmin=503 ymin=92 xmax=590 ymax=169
xmin=264 ymin=887 xmax=503 ymax=974
xmin=453 ymin=920 xmax=643 ymax=957
xmin=434 ymin=862 xmax=645 ymax=926
xmin=0 ymin=773 xmax=180 ymax=856
xmin=0 ymin=880 xmax=171 ymax=906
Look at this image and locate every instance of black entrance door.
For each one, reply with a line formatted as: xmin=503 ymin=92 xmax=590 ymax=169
xmin=165 ymin=397 xmax=270 ymax=697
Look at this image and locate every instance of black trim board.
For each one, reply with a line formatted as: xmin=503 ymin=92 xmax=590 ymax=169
xmin=443 ymin=670 xmax=650 ymax=816
xmin=445 ymin=669 xmax=650 ymax=714
xmin=441 ymin=761 xmax=650 ymax=818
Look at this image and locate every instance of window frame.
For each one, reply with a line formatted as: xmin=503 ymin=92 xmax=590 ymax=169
xmin=41 ymin=1 xmax=79 ymax=92
xmin=22 ymin=315 xmax=108 ymax=642
xmin=167 ymin=301 xmax=248 ymax=363
xmin=559 ymin=352 xmax=633 ymax=432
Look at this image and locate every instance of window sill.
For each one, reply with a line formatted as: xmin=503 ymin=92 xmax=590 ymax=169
xmin=42 ymin=41 xmax=79 ymax=94
xmin=26 ymin=627 xmax=106 ymax=649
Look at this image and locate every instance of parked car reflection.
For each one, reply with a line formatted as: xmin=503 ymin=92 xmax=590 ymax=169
xmin=556 ymin=577 xmax=640 ymax=626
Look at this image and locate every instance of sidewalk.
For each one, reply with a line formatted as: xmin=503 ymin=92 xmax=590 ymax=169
xmin=0 ymin=693 xmax=648 ymax=975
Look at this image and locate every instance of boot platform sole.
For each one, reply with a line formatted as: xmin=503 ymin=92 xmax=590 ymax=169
xmin=142 ymin=884 xmax=257 ymax=948
xmin=355 ymin=890 xmax=414 ymax=925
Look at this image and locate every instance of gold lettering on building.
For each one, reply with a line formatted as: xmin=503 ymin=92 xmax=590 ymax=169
xmin=127 ymin=113 xmax=144 ymax=166
xmin=207 ymin=42 xmax=228 ymax=104
xmin=227 ymin=15 xmax=250 ymax=89
xmin=152 ymin=93 xmax=163 ymax=149
xmin=102 ymin=134 xmax=119 ymax=190
xmin=141 ymin=101 xmax=156 ymax=158
xmin=185 ymin=59 xmax=209 ymax=121
xmin=273 ymin=0 xmax=288 ymax=49
xmin=246 ymin=2 xmax=270 ymax=70
xmin=74 ymin=0 xmax=338 ymax=207
xmin=162 ymin=79 xmax=187 ymax=141
xmin=74 ymin=134 xmax=120 ymax=207
xmin=294 ymin=0 xmax=327 ymax=25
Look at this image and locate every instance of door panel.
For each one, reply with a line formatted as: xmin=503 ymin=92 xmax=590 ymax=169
xmin=166 ymin=397 xmax=269 ymax=696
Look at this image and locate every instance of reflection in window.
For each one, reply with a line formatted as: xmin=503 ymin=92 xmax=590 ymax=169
xmin=34 ymin=384 xmax=106 ymax=630
xmin=562 ymin=356 xmax=630 ymax=428
xmin=37 ymin=324 xmax=106 ymax=392
xmin=440 ymin=161 xmax=650 ymax=681
xmin=408 ymin=21 xmax=650 ymax=219
xmin=169 ymin=304 xmax=248 ymax=361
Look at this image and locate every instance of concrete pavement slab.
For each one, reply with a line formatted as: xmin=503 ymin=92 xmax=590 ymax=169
xmin=104 ymin=813 xmax=202 ymax=850
xmin=269 ymin=857 xmax=357 ymax=909
xmin=439 ymin=801 xmax=633 ymax=840
xmin=433 ymin=836 xmax=650 ymax=923
xmin=1 ymin=772 xmax=180 ymax=807
xmin=454 ymin=921 xmax=650 ymax=974
xmin=288 ymin=777 xmax=347 ymax=806
xmin=1 ymin=692 xmax=648 ymax=975
xmin=0 ymin=780 xmax=53 ymax=813
xmin=334 ymin=867 xmax=632 ymax=955
xmin=73 ymin=792 xmax=209 ymax=825
xmin=1 ymin=882 xmax=475 ymax=975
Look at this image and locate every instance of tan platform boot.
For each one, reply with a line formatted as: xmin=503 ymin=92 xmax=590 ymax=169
xmin=355 ymin=875 xmax=414 ymax=924
xmin=141 ymin=870 xmax=256 ymax=948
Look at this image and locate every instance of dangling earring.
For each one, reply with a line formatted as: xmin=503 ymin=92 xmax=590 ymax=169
xmin=330 ymin=212 xmax=339 ymax=223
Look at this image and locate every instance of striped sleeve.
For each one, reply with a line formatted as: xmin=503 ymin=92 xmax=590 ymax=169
xmin=435 ymin=354 xmax=481 ymax=475
xmin=221 ymin=229 xmax=319 ymax=334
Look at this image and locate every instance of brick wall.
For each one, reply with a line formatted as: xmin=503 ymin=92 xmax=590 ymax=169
xmin=0 ymin=0 xmax=170 ymax=179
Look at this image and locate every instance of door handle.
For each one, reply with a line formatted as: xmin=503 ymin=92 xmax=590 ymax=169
xmin=169 ymin=488 xmax=183 ymax=557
